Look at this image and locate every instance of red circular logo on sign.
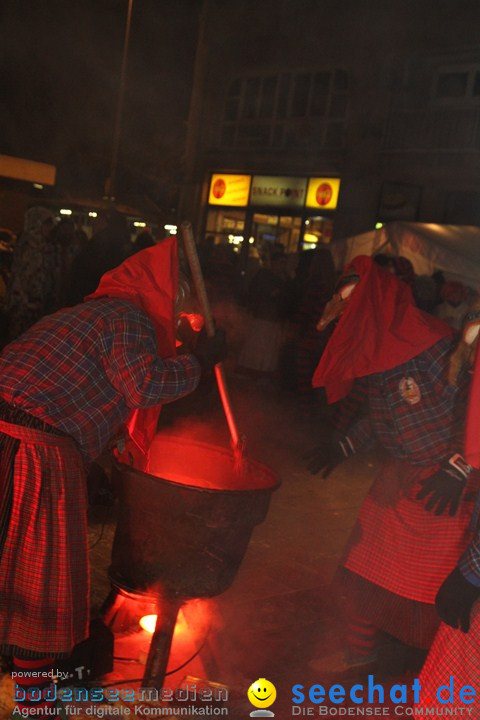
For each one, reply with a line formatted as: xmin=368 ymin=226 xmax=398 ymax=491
xmin=316 ymin=183 xmax=333 ymax=206
xmin=212 ymin=178 xmax=226 ymax=199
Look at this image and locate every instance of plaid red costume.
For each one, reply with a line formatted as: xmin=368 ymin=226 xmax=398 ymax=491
xmin=0 ymin=414 xmax=88 ymax=657
xmin=312 ymin=256 xmax=475 ymax=648
xmin=0 ymin=240 xmax=201 ymax=657
xmin=414 ymin=324 xmax=480 ymax=692
xmin=415 ymin=613 xmax=480 ymax=713
xmin=0 ymin=299 xmax=199 ymax=462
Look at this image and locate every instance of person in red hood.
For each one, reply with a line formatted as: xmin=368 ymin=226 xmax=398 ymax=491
xmin=307 ymin=255 xmax=477 ymax=675
xmin=0 ymin=237 xmax=226 ymax=716
xmin=413 ymin=305 xmax=480 ymax=703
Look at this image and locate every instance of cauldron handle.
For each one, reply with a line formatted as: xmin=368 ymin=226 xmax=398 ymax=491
xmin=180 ymin=221 xmax=244 ymax=457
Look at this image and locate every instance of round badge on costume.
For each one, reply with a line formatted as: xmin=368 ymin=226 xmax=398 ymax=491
xmin=399 ymin=377 xmax=421 ymax=405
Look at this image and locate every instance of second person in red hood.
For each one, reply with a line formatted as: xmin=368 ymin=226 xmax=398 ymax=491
xmin=307 ymin=255 xmax=476 ymax=675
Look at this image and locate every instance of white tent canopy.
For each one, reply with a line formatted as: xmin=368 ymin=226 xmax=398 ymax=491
xmin=329 ymin=222 xmax=480 ymax=290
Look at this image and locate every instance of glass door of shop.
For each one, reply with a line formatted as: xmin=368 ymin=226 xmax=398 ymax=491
xmin=205 ymin=207 xmax=246 ymax=248
xmin=250 ymin=212 xmax=302 ymax=259
xmin=302 ymin=215 xmax=334 ymax=249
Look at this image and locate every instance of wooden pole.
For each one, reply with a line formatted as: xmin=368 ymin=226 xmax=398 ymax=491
xmin=180 ymin=221 xmax=242 ymax=453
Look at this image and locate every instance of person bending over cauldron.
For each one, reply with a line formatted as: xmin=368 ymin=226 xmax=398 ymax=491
xmin=0 ymin=237 xmax=226 ymax=716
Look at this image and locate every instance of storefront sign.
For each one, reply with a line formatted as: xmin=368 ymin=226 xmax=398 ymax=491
xmin=0 ymin=154 xmax=56 ymax=185
xmin=306 ymin=177 xmax=341 ymax=210
xmin=208 ymin=174 xmax=251 ymax=206
xmin=250 ymin=176 xmax=307 ymax=208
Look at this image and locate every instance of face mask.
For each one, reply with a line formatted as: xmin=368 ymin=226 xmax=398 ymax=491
xmin=316 ymin=274 xmax=359 ymax=331
xmin=448 ymin=310 xmax=480 ymax=386
xmin=338 ymin=282 xmax=357 ymax=300
xmin=464 ymin=322 xmax=480 ymax=347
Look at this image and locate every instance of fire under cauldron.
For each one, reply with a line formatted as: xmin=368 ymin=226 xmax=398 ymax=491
xmin=107 ymin=432 xmax=279 ymax=687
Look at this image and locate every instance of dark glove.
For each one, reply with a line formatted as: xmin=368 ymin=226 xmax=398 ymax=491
xmin=193 ymin=327 xmax=227 ymax=371
xmin=416 ymin=454 xmax=471 ymax=516
xmin=435 ymin=566 xmax=480 ymax=633
xmin=306 ymin=436 xmax=355 ymax=478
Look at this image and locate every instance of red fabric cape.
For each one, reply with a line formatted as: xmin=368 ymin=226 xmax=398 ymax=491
xmin=87 ymin=237 xmax=178 ymax=454
xmin=464 ymin=339 xmax=480 ymax=468
xmin=312 ymin=255 xmax=454 ymax=403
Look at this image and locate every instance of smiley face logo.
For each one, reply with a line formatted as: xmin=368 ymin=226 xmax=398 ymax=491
xmin=247 ymin=678 xmax=277 ymax=710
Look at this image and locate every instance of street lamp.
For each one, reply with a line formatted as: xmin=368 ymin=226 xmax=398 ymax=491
xmin=105 ymin=0 xmax=133 ymax=205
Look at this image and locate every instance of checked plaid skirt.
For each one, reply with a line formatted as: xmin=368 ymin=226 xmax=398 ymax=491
xmin=417 ymin=608 xmax=480 ymax=709
xmin=340 ymin=456 xmax=476 ymax=647
xmin=0 ymin=411 xmax=89 ymax=657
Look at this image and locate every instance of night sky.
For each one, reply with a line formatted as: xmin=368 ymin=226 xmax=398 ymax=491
xmin=0 ymin=0 xmax=201 ymax=206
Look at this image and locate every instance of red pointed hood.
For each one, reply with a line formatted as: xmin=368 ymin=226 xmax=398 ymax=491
xmin=87 ymin=237 xmax=178 ymax=357
xmin=312 ymin=255 xmax=454 ymax=402
xmin=87 ymin=237 xmax=178 ymax=455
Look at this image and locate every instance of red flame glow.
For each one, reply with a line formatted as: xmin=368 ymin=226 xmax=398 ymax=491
xmin=178 ymin=312 xmax=204 ymax=332
xmin=139 ymin=609 xmax=190 ymax=638
xmin=139 ymin=614 xmax=157 ymax=633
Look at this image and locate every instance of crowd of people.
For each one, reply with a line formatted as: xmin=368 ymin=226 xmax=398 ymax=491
xmin=0 ymin=207 xmax=163 ymax=346
xmin=1 ymin=205 xmax=480 ymax=713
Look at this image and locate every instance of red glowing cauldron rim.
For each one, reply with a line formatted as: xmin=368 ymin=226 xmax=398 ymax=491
xmin=109 ymin=434 xmax=280 ymax=599
xmin=144 ymin=433 xmax=279 ymax=493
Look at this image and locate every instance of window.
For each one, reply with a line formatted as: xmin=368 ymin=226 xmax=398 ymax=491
xmin=225 ymin=79 xmax=242 ymax=121
xmin=242 ymin=78 xmax=260 ymax=119
xmin=259 ymin=76 xmax=277 ymax=118
xmin=311 ymin=73 xmax=330 ymax=116
xmin=473 ymin=71 xmax=480 ymax=97
xmin=434 ymin=65 xmax=480 ymax=102
xmin=329 ymin=93 xmax=348 ymax=119
xmin=277 ymin=75 xmax=290 ymax=119
xmin=221 ymin=68 xmax=349 ymax=149
xmin=436 ymin=72 xmax=468 ymax=98
xmin=291 ymin=73 xmax=311 ymax=117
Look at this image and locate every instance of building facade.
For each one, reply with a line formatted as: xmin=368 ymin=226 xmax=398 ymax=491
xmin=179 ymin=0 xmax=480 ymax=257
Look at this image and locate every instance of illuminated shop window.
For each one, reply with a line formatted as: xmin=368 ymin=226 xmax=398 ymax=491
xmin=205 ymin=208 xmax=246 ymax=246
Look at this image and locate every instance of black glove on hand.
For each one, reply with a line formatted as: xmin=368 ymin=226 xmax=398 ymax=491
xmin=193 ymin=327 xmax=227 ymax=371
xmin=416 ymin=454 xmax=471 ymax=516
xmin=435 ymin=566 xmax=480 ymax=633
xmin=306 ymin=436 xmax=355 ymax=478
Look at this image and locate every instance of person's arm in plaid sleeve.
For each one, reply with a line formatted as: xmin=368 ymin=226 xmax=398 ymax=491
xmin=416 ymin=338 xmax=473 ymax=516
xmin=331 ymin=378 xmax=369 ymax=434
xmin=344 ymin=414 xmax=375 ymax=454
xmin=421 ymin=336 xmax=468 ymax=449
xmin=105 ymin=312 xmax=202 ymax=407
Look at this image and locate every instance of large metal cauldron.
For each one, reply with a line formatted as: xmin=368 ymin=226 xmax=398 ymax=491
xmin=109 ymin=434 xmax=279 ymax=600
